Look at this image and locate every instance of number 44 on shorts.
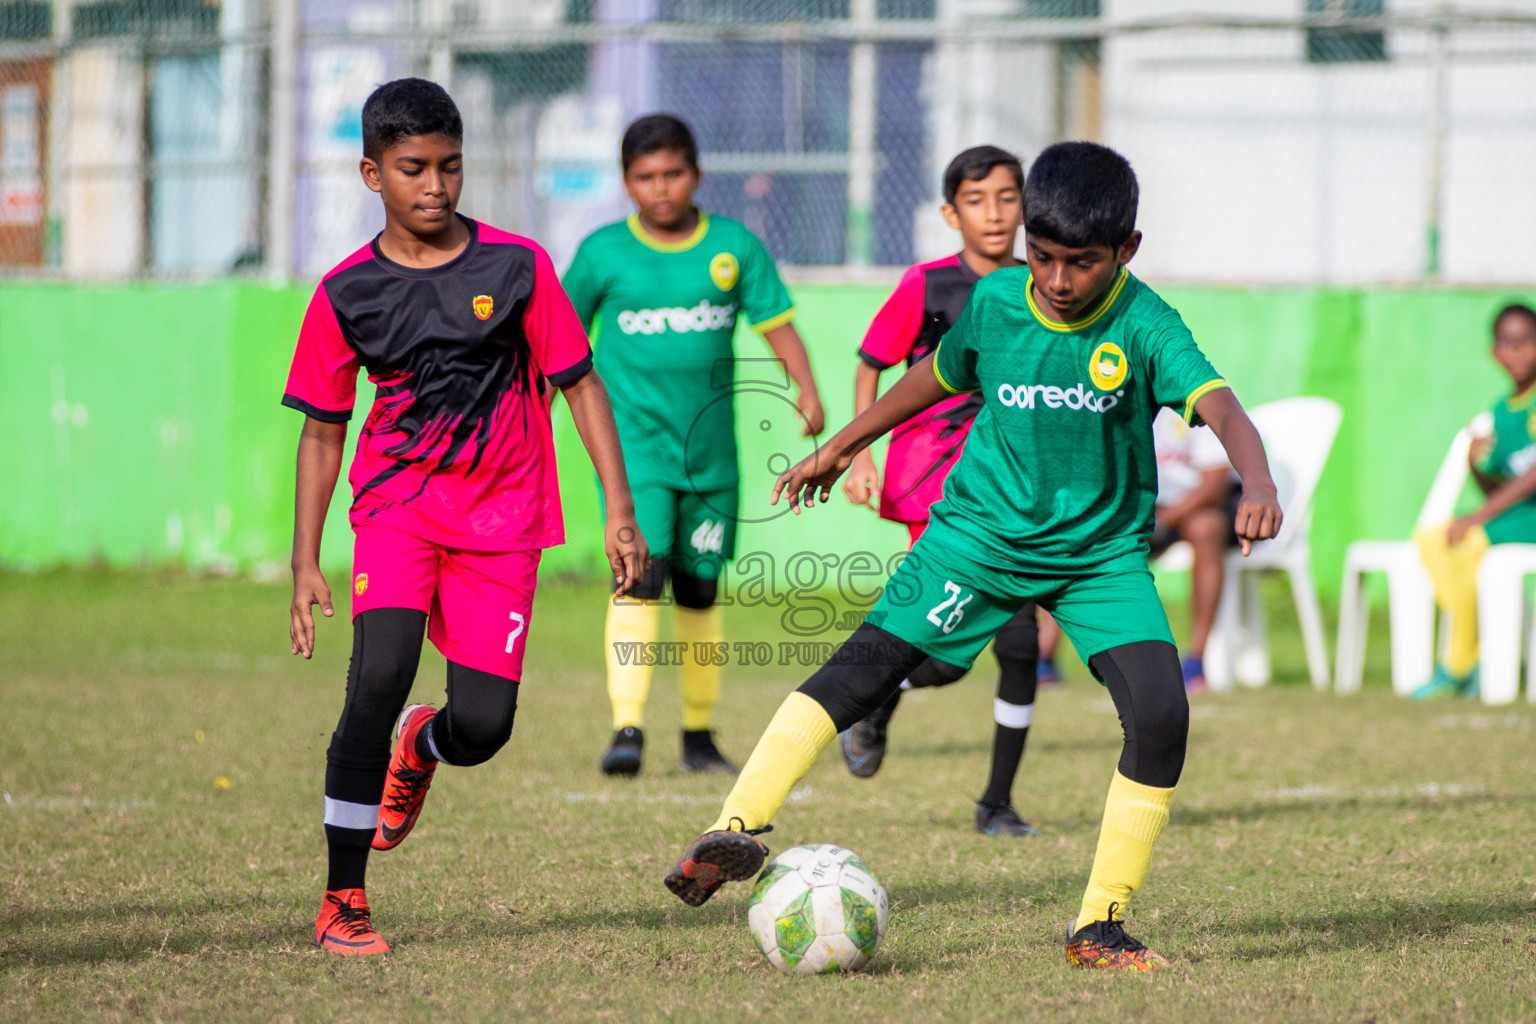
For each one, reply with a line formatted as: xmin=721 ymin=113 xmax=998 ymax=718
xmin=690 ymin=519 xmax=725 ymax=554
xmin=926 ymin=580 xmax=973 ymax=635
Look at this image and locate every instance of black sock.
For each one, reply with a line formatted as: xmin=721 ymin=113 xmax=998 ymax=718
xmin=980 ymin=723 xmax=1030 ymax=808
xmin=325 ymin=829 xmax=372 ymax=891
xmin=981 ymin=606 xmax=1040 ymax=808
xmin=682 ymin=729 xmax=714 ymax=752
xmin=323 ymin=608 xmax=428 ymax=894
xmin=414 ymin=716 xmax=438 ymax=764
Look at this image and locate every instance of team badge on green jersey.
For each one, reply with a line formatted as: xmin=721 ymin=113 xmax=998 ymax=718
xmin=710 ymin=251 xmax=739 ymax=291
xmin=1090 ymin=341 xmax=1128 ymax=391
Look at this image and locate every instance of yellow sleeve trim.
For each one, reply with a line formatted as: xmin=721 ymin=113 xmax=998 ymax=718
xmin=932 ymin=352 xmax=964 ymax=394
xmin=1183 ymin=378 xmax=1230 ymax=423
xmin=751 ymin=307 xmax=797 ymax=333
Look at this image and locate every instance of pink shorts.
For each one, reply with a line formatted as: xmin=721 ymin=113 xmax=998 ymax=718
xmin=351 ymin=521 xmax=541 ymax=680
xmin=906 ymin=520 xmax=929 ymax=548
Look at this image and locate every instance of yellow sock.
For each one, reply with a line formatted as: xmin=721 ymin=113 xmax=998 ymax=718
xmin=707 ymin=692 xmax=835 ymax=833
xmin=1415 ymin=522 xmax=1491 ymax=678
xmin=675 ymin=605 xmax=724 ymax=731
xmin=1075 ymin=771 xmax=1176 ymax=931
xmin=606 ymin=598 xmax=661 ymax=730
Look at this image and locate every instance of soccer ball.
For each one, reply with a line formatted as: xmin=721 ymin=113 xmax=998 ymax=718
xmin=746 ymin=843 xmax=888 ymax=974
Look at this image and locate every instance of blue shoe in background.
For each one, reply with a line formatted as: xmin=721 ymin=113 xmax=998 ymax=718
xmin=1181 ymin=654 xmax=1206 ymax=693
xmin=1411 ymin=664 xmax=1475 ymax=700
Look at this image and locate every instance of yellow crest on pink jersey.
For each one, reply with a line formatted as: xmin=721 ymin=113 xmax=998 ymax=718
xmin=354 ymin=572 xmax=369 ymax=596
xmin=472 ymin=294 xmax=494 ymax=320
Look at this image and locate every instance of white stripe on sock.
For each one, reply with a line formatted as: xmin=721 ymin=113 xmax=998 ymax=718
xmin=899 ymin=678 xmax=913 ymax=691
xmin=323 ymin=796 xmax=380 ymax=831
xmin=994 ymin=699 xmax=1034 ymax=729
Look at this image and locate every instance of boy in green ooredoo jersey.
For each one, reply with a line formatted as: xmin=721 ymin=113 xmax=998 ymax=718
xmin=564 ymin=114 xmax=824 ymax=777
xmin=662 ymin=142 xmax=1283 ymax=971
xmin=1412 ymin=302 xmax=1536 ymax=698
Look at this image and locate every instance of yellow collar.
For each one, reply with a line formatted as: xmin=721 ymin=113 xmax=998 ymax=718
xmin=1024 ymin=266 xmax=1129 ymax=332
xmin=627 ymin=211 xmax=709 ymax=253
xmin=1509 ymin=381 xmax=1536 ymax=411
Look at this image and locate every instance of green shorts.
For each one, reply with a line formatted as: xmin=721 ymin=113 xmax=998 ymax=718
xmin=628 ymin=482 xmax=739 ymax=580
xmin=865 ymin=535 xmax=1174 ymax=677
xmin=1485 ymin=501 xmax=1536 ymax=546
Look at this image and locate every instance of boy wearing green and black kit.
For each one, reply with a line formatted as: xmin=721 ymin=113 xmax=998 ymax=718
xmin=564 ymin=114 xmax=824 ymax=776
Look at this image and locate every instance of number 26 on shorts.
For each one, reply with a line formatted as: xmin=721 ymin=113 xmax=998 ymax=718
xmin=925 ymin=580 xmax=973 ymax=635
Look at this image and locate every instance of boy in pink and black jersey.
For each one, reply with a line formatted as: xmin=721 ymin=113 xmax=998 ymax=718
xmin=284 ymin=79 xmax=646 ymax=955
xmin=838 ymin=146 xmax=1043 ymax=838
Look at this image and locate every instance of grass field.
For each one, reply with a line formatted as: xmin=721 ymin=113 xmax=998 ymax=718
xmin=4 ymin=569 xmax=1536 ymax=1023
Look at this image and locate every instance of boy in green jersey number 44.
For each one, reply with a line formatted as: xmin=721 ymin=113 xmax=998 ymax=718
xmin=663 ymin=143 xmax=1283 ymax=971
xmin=564 ymin=115 xmax=824 ymax=777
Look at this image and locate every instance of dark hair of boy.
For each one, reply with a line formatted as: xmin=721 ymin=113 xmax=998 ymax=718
xmin=621 ymin=114 xmax=699 ymax=172
xmin=1494 ymin=302 xmax=1536 ymax=334
xmin=1024 ymin=141 xmax=1139 ymax=249
xmin=942 ymin=145 xmax=1024 ymax=206
xmin=362 ymin=78 xmax=463 ymax=161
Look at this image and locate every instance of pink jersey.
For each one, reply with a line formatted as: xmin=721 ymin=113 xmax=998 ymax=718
xmin=282 ymin=218 xmax=593 ymax=551
xmin=858 ymin=254 xmax=985 ymax=525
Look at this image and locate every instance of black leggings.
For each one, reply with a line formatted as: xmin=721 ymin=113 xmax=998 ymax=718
xmin=620 ymin=555 xmax=717 ymax=609
xmin=327 ymin=608 xmax=518 ymax=773
xmin=797 ymin=625 xmax=1186 ymax=788
xmin=1086 ymin=640 xmax=1188 ymax=788
xmin=905 ymin=604 xmax=1040 ymax=708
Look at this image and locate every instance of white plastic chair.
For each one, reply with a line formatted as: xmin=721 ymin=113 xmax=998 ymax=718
xmin=1476 ymin=544 xmax=1536 ymax=704
xmin=1203 ymin=397 xmax=1342 ymax=693
xmin=1334 ymin=428 xmax=1472 ymax=696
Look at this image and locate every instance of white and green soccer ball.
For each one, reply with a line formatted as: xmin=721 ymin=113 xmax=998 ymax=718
xmin=746 ymin=843 xmax=888 ymax=974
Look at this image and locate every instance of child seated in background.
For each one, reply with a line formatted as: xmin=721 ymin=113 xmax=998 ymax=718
xmin=1413 ymin=303 xmax=1536 ymax=699
xmin=1145 ymin=407 xmax=1241 ymax=691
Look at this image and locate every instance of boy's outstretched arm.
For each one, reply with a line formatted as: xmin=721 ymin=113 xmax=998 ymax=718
xmin=560 ymin=369 xmax=649 ymax=593
xmin=842 ymin=361 xmax=882 ymax=509
xmin=761 ymin=323 xmax=825 ymax=436
xmin=1449 ymin=463 xmax=1536 ymax=545
xmin=774 ymin=353 xmax=950 ymax=513
xmin=1194 ymin=388 xmax=1282 ymax=555
xmin=290 ymin=417 xmax=347 ymax=659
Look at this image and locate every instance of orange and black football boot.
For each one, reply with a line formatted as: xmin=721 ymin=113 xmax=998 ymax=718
xmin=1065 ymin=903 xmax=1169 ymax=971
xmin=373 ymin=703 xmax=438 ymax=851
xmin=314 ymin=889 xmax=389 ymax=955
xmin=663 ymin=818 xmax=773 ymax=906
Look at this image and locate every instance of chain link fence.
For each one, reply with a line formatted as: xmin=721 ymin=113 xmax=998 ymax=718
xmin=1 ymin=1 xmax=1534 ymax=283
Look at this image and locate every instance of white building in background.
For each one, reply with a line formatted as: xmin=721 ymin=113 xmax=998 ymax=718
xmin=1101 ymin=0 xmax=1536 ymax=285
xmin=6 ymin=0 xmax=1536 ymax=283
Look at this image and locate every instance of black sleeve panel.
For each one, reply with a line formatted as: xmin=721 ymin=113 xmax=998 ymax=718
xmin=857 ymin=348 xmax=894 ymax=370
xmin=282 ymin=393 xmax=353 ymax=423
xmin=546 ymin=352 xmax=594 ymax=388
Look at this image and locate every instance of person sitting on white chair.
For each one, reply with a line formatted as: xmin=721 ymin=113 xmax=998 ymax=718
xmin=1036 ymin=409 xmax=1241 ymax=692
xmin=1148 ymin=407 xmax=1242 ymax=692
xmin=1414 ymin=303 xmax=1536 ymax=699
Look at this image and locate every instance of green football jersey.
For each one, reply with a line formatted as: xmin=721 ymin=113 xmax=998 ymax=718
xmin=1476 ymin=386 xmax=1536 ymax=545
xmin=929 ymin=265 xmax=1228 ymax=575
xmin=563 ymin=212 xmax=795 ymax=491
